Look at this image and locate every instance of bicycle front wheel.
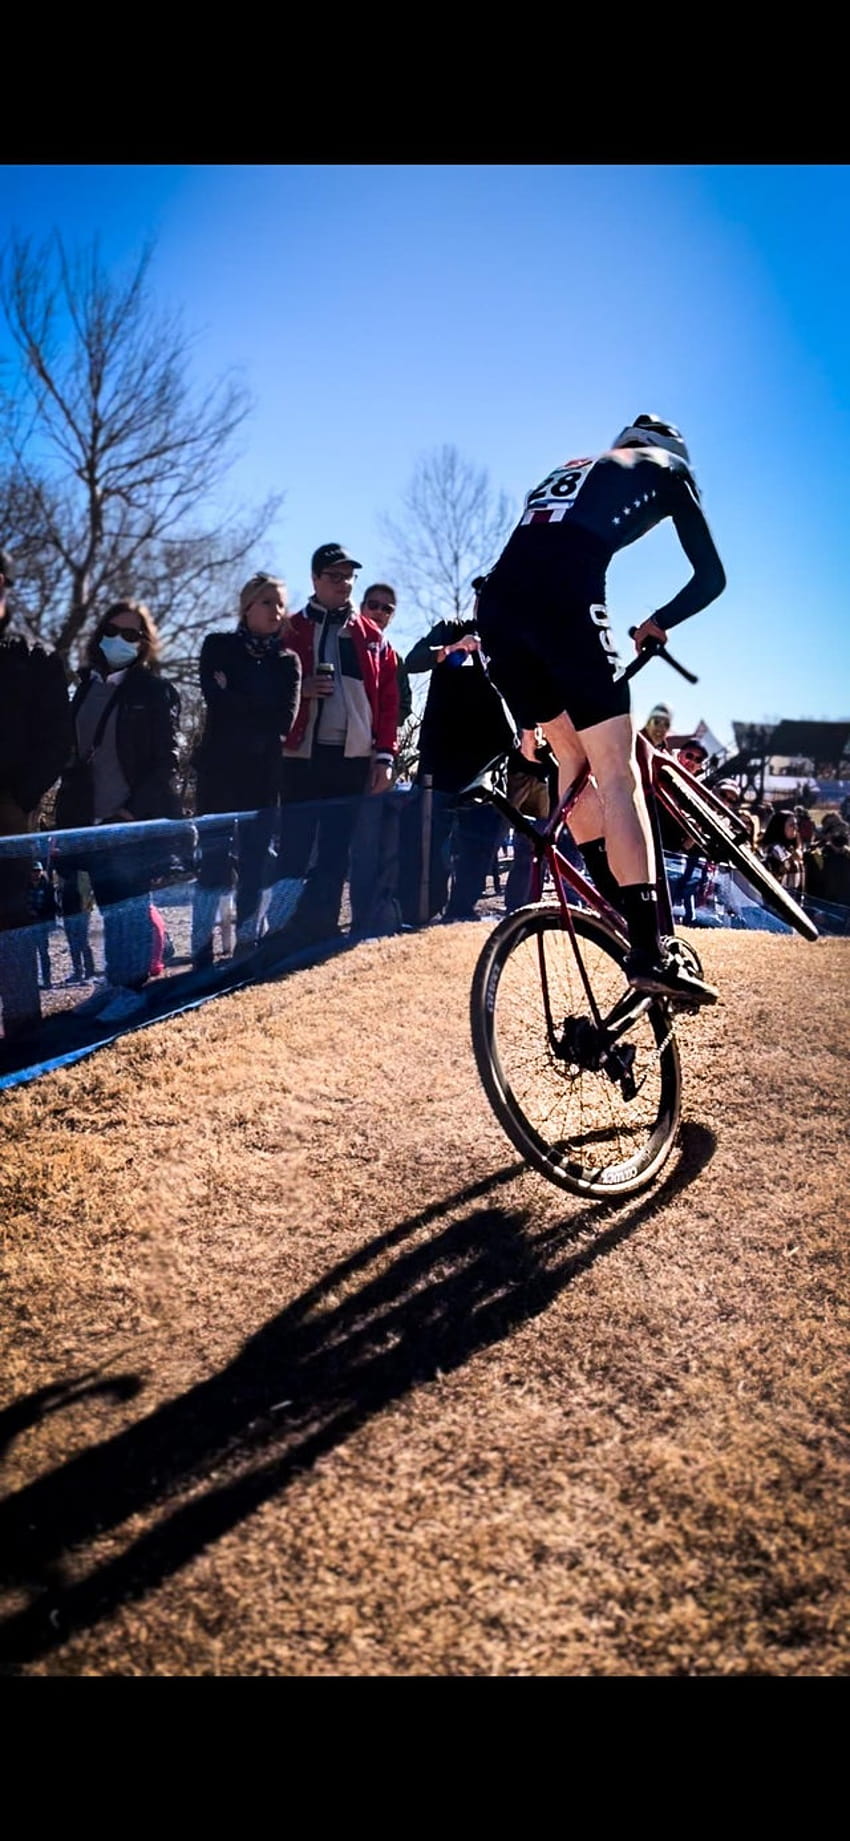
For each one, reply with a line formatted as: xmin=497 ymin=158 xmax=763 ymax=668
xmin=471 ymin=905 xmax=682 ymax=1199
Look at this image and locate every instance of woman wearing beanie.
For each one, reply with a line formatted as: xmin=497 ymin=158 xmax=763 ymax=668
xmin=639 ymin=702 xmax=674 ymax=750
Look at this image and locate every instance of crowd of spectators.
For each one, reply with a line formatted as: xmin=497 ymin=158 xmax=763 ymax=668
xmin=636 ymin=704 xmax=850 ymax=928
xmin=1 ymin=536 xmax=849 ymax=1052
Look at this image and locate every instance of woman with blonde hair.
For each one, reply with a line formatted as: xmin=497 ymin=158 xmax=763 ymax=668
xmin=191 ymin=573 xmax=301 ymax=968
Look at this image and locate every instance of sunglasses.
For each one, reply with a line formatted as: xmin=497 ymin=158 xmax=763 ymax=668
xmin=103 ymin=624 xmax=144 ymax=641
xmin=680 ymin=752 xmax=703 ymax=763
xmin=365 ymin=598 xmax=395 ymax=615
xmin=320 ymin=569 xmax=356 ymax=584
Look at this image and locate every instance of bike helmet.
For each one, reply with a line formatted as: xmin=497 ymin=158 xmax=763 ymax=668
xmin=610 ymin=413 xmax=691 ymax=465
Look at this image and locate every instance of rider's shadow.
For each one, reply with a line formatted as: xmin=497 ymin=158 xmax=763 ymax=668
xmin=0 ymin=1120 xmax=715 ymax=1668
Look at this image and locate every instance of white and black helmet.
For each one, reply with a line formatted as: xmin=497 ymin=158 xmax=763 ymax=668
xmin=610 ymin=413 xmax=691 ymax=465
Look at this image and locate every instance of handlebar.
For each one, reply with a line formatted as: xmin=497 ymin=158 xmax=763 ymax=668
xmin=623 ymin=628 xmax=698 ymax=685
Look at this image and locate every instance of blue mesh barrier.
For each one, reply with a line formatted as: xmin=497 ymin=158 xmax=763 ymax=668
xmin=1 ymin=803 xmax=830 ymax=1089
xmin=0 ymin=788 xmax=425 ymax=1083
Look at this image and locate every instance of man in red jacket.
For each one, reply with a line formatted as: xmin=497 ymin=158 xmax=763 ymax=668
xmin=272 ymin=543 xmax=399 ymax=948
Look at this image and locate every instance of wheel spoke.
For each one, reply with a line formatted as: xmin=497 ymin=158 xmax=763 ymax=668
xmin=471 ymin=908 xmax=682 ymax=1198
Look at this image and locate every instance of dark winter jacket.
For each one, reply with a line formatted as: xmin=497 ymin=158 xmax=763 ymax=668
xmin=58 ymin=664 xmax=182 ymax=828
xmin=807 ymin=840 xmax=850 ymax=908
xmin=405 ymin=617 xmax=518 ymax=794
xmin=194 ymin=629 xmax=302 ymax=813
xmin=0 ymin=632 xmax=73 ymax=814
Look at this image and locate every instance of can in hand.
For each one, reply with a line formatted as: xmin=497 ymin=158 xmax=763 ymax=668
xmin=316 ymin=661 xmax=335 ymax=684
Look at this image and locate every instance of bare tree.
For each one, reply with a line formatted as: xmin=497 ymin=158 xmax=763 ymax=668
xmin=0 ymin=233 xmax=281 ymax=679
xmin=379 ymin=443 xmax=515 ymax=641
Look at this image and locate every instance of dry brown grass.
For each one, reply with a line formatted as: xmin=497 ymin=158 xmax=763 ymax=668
xmin=1 ymin=922 xmax=848 ymax=1676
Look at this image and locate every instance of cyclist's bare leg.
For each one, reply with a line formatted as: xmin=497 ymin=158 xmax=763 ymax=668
xmin=540 ymin=712 xmax=606 ymax=841
xmin=542 ymin=709 xmax=716 ymax=1002
xmin=576 ymin=712 xmax=654 ymax=886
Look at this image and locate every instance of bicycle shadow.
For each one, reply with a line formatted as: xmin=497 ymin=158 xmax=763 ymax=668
xmin=0 ymin=1373 xmax=143 ymax=1463
xmin=0 ymin=1120 xmax=715 ymax=1668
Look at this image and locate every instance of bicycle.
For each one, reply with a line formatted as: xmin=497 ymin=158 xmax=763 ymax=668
xmin=465 ymin=634 xmax=818 ymax=1201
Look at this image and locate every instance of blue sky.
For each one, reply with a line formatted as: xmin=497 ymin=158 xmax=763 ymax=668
xmin=2 ymin=163 xmax=848 ymax=749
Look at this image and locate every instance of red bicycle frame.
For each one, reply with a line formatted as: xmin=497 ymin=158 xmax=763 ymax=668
xmin=524 ymin=731 xmax=682 ymax=931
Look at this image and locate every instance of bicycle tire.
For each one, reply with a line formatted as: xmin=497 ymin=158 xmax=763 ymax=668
xmin=655 ymin=759 xmax=819 ymax=941
xmin=471 ymin=905 xmax=682 ymax=1199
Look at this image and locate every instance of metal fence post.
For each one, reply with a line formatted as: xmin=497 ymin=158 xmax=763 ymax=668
xmin=418 ymin=774 xmax=433 ymax=926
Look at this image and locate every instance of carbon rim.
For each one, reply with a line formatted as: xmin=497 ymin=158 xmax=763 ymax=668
xmin=471 ymin=906 xmax=682 ymax=1198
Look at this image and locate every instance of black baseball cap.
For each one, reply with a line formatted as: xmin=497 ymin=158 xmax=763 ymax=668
xmin=0 ymin=546 xmax=16 ymax=584
xmin=311 ymin=542 xmax=362 ymax=575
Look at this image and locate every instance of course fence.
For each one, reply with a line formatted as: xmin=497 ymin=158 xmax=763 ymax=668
xmin=1 ymin=794 xmax=844 ymax=1089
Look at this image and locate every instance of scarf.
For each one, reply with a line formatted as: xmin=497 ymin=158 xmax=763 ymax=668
xmin=236 ymin=621 xmax=285 ymax=660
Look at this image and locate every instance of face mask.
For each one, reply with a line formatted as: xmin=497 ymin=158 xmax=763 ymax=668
xmin=100 ymin=634 xmax=140 ymax=669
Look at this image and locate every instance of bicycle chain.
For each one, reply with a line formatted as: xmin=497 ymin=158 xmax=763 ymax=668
xmin=630 ymin=1008 xmax=681 ymax=1096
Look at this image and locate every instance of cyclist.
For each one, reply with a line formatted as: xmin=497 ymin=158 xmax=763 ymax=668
xmin=475 ymin=413 xmax=726 ymax=1005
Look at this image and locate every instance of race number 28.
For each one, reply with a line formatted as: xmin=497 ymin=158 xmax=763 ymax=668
xmin=521 ymin=459 xmax=593 ymax=524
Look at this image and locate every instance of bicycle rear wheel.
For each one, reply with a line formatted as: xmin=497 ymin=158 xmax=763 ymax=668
xmin=655 ymin=760 xmax=819 ymax=941
xmin=471 ymin=905 xmax=682 ymax=1199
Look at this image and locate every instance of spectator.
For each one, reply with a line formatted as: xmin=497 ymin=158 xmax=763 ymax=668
xmin=760 ymin=808 xmax=805 ymax=895
xmin=359 ymin=583 xmax=412 ymax=726
xmin=658 ymin=739 xmax=710 ymax=919
xmin=149 ymin=901 xmax=170 ymax=978
xmin=348 ymin=581 xmax=411 ymax=937
xmin=190 ymin=572 xmax=301 ymax=969
xmin=657 ymin=736 xmax=708 ymax=857
xmin=273 ymin=543 xmax=399 ymax=949
xmin=734 ymin=796 xmax=761 ymax=850
xmin=814 ymin=822 xmax=850 ymax=908
xmin=504 ymin=729 xmax=558 ymax=911
xmin=804 ymin=818 xmax=850 ymax=909
xmin=28 ymin=858 xmax=58 ymax=989
xmin=676 ymin=738 xmax=708 ymax=778
xmin=57 ymin=866 xmax=97 ymax=984
xmin=640 ymin=702 xmax=674 ymax=751
xmin=0 ymin=544 xmax=74 ymax=1044
xmin=56 ymin=598 xmax=182 ymax=1023
xmin=217 ymin=886 xmax=237 ymax=957
xmin=715 ymin=777 xmax=758 ymax=845
xmin=402 ymin=615 xmax=518 ymax=923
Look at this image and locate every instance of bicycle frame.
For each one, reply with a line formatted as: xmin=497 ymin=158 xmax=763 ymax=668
xmin=465 ymin=626 xmax=816 ymax=1045
xmin=484 ymin=731 xmax=685 ymax=935
xmin=468 ymin=727 xmax=739 ymax=1035
xmin=467 ymin=631 xmax=815 ymax=1198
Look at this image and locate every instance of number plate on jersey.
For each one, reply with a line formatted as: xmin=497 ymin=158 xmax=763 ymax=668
xmin=520 ymin=458 xmax=595 ymax=524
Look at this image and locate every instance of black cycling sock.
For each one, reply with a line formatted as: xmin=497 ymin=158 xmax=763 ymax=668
xmin=620 ymin=883 xmax=662 ymax=958
xmin=580 ymin=837 xmax=623 ymax=912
